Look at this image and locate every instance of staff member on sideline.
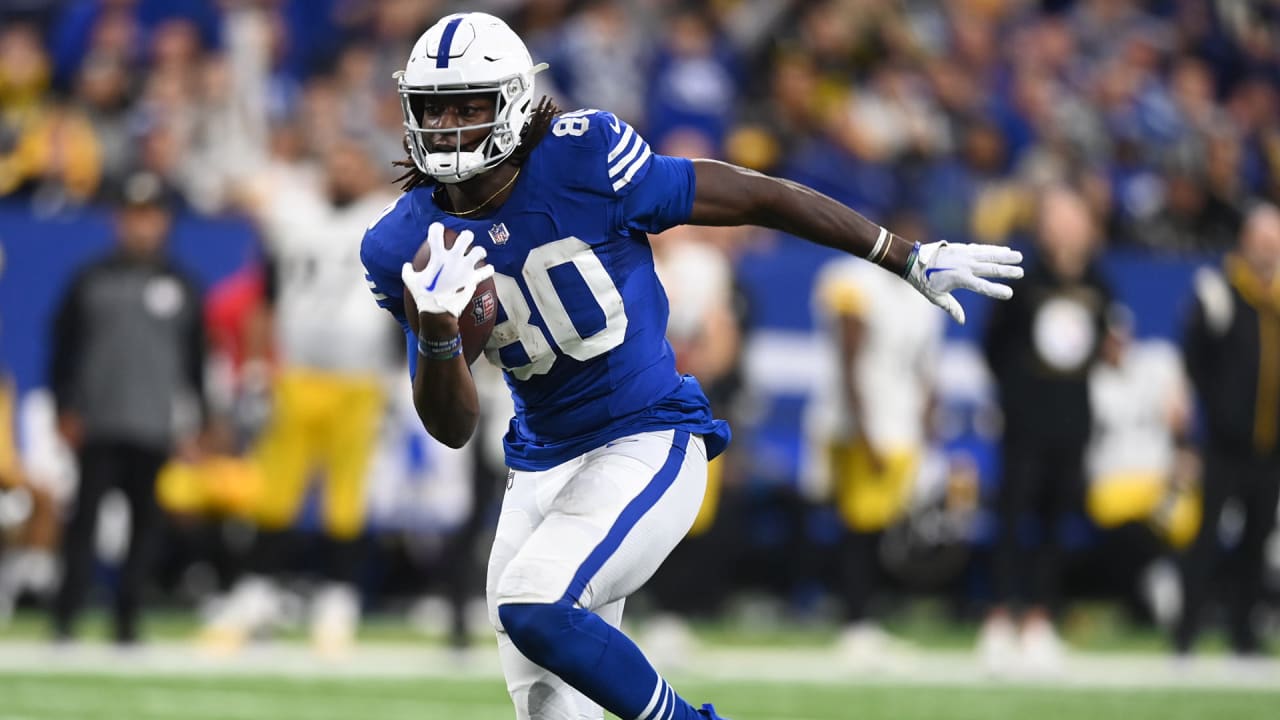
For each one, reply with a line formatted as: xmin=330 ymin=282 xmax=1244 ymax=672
xmin=49 ymin=171 xmax=207 ymax=645
xmin=1176 ymin=202 xmax=1280 ymax=656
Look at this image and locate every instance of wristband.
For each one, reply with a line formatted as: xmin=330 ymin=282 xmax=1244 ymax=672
xmin=867 ymin=226 xmax=891 ymax=266
xmin=901 ymin=242 xmax=921 ymax=279
xmin=418 ymin=334 xmax=463 ymax=361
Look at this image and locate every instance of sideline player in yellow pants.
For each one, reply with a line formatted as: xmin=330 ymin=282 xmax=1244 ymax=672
xmin=807 ymin=240 xmax=943 ymax=666
xmin=199 ymin=141 xmax=400 ymax=656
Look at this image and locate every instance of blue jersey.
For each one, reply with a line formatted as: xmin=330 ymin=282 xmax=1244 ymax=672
xmin=361 ymin=110 xmax=731 ymax=471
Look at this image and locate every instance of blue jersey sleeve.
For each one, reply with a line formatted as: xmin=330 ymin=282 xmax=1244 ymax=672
xmin=360 ymin=198 xmax=418 ymax=375
xmin=360 ymin=226 xmax=407 ymax=323
xmin=559 ymin=110 xmax=695 ymax=234
xmin=618 ymin=153 xmax=695 ymax=234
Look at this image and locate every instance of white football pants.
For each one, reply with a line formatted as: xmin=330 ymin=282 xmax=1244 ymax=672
xmin=487 ymin=429 xmax=708 ymax=720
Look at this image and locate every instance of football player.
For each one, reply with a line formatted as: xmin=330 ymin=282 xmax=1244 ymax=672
xmin=202 ymin=139 xmax=401 ymax=656
xmin=361 ymin=13 xmax=1023 ymax=720
xmin=805 ymin=216 xmax=945 ymax=666
xmin=0 ymin=249 xmax=59 ymax=626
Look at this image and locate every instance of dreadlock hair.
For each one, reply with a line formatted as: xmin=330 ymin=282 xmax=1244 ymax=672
xmin=392 ymin=95 xmax=562 ymax=193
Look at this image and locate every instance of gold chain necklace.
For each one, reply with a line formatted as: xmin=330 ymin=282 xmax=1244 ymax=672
xmin=438 ymin=168 xmax=521 ymax=217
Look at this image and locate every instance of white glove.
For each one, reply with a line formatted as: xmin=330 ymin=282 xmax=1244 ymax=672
xmin=401 ymin=223 xmax=495 ymax=320
xmin=903 ymin=240 xmax=1024 ymax=324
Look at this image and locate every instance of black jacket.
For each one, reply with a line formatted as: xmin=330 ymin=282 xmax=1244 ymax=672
xmin=983 ymin=257 xmax=1112 ymax=446
xmin=1183 ymin=257 xmax=1280 ymax=457
xmin=50 ymin=251 xmax=206 ymax=447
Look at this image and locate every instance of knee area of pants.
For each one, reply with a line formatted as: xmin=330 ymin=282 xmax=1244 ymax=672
xmin=497 ymin=602 xmax=575 ymax=667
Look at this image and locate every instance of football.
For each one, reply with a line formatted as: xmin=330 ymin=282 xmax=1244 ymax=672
xmin=403 ymin=226 xmax=497 ymax=365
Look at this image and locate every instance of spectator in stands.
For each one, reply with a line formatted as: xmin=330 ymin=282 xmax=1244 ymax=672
xmin=0 ymin=0 xmax=63 ymax=33
xmin=73 ymin=54 xmax=134 ymax=199
xmin=0 ymin=22 xmax=49 ymax=121
xmin=916 ymin=117 xmax=1015 ymax=247
xmin=179 ymin=13 xmax=271 ymax=215
xmin=0 ymin=95 xmax=103 ymax=208
xmin=1176 ymin=201 xmax=1280 ymax=656
xmin=1222 ymin=76 xmax=1279 ymax=199
xmin=1132 ymin=154 xmax=1243 ymax=254
xmin=837 ymin=63 xmax=950 ymax=166
xmin=0 ymin=23 xmax=102 ymax=207
xmin=548 ymin=0 xmax=649 ymax=126
xmin=48 ymin=170 xmax=207 ymax=645
xmin=645 ymin=6 xmax=741 ymax=153
xmin=49 ymin=0 xmax=216 ymax=90
xmin=980 ymin=186 xmax=1113 ymax=673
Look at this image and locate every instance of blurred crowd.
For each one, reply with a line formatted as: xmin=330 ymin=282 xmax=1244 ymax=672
xmin=1 ymin=0 xmax=1277 ymax=251
xmin=1 ymin=0 xmax=1279 ymax=671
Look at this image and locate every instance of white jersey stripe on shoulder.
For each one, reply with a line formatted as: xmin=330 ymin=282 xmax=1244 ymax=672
xmin=607 ymin=124 xmax=635 ymax=162
xmin=635 ymin=678 xmax=664 ymax=720
xmin=608 ymin=136 xmax=646 ymax=178
xmin=372 ymin=292 xmax=388 ymax=300
xmin=611 ymin=146 xmax=652 ymax=192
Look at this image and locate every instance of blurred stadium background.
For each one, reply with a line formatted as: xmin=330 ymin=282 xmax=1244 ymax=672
xmin=1 ymin=0 xmax=1279 ymax=718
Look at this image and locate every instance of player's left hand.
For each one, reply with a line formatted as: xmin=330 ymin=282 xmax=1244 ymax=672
xmin=903 ymin=241 xmax=1023 ymax=324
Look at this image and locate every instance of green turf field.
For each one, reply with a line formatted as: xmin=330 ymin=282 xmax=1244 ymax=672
xmin=1 ymin=673 xmax=1277 ymax=720
xmin=2 ymin=607 xmax=1276 ymax=719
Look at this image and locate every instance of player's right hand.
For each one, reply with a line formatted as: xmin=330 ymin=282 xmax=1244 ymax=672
xmin=401 ymin=222 xmax=494 ymax=320
xmin=903 ymin=240 xmax=1023 ymax=325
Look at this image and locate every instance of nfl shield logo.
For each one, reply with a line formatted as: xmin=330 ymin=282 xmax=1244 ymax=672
xmin=489 ymin=222 xmax=510 ymax=245
xmin=472 ymin=290 xmax=496 ymax=325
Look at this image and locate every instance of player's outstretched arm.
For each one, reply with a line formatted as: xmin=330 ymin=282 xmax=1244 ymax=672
xmin=401 ymin=225 xmax=495 ymax=448
xmin=686 ymin=160 xmax=1023 ymax=323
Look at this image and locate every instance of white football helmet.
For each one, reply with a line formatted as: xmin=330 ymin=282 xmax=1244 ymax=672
xmin=396 ymin=13 xmax=547 ymax=184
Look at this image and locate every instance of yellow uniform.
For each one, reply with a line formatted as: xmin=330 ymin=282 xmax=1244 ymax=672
xmin=806 ymin=258 xmax=943 ymax=532
xmin=251 ymin=370 xmax=384 ymax=538
xmin=252 ymin=187 xmax=399 ymax=538
xmin=1087 ymin=342 xmax=1198 ymax=548
xmin=0 ymin=375 xmax=19 ymax=489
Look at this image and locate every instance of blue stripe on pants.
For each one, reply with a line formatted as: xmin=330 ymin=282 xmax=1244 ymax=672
xmin=559 ymin=431 xmax=691 ymax=606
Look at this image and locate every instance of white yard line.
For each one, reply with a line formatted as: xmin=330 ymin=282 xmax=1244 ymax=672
xmin=0 ymin=641 xmax=1277 ymax=691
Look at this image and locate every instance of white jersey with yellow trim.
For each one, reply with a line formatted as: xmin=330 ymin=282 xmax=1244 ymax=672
xmin=808 ymin=256 xmax=944 ymax=450
xmin=1087 ymin=341 xmax=1186 ymax=481
xmin=260 ymin=188 xmax=400 ymax=374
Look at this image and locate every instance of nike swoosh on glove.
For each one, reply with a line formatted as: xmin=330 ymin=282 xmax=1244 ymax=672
xmin=401 ymin=222 xmax=496 ymax=320
xmin=903 ymin=240 xmax=1024 ymax=324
